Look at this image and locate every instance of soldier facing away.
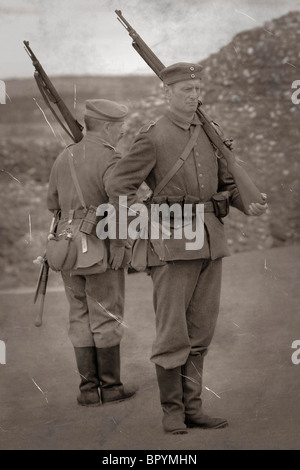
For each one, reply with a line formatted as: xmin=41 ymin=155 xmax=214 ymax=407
xmin=47 ymin=99 xmax=137 ymax=407
xmin=107 ymin=63 xmax=268 ymax=434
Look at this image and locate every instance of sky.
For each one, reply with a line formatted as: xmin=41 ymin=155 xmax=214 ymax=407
xmin=0 ymin=0 xmax=300 ymax=79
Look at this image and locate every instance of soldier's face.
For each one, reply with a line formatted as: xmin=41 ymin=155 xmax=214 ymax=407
xmin=107 ymin=121 xmax=126 ymax=145
xmin=166 ymin=79 xmax=201 ymax=116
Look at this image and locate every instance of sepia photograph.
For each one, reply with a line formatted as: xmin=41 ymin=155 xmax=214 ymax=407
xmin=0 ymin=0 xmax=300 ymax=454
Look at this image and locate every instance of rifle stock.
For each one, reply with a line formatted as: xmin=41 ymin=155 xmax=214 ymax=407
xmin=197 ymin=106 xmax=265 ymax=212
xmin=24 ymin=40 xmax=84 ymax=143
xmin=115 ymin=10 xmax=266 ymax=214
xmin=33 ymin=213 xmax=57 ymax=327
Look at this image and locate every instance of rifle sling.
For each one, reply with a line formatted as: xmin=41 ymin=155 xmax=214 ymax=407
xmin=154 ymin=124 xmax=200 ymax=196
xmin=67 ymin=153 xmax=87 ymax=212
xmin=34 ymin=73 xmax=76 ymax=142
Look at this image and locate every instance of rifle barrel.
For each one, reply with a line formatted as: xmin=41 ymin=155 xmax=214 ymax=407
xmin=23 ymin=40 xmax=83 ymax=143
xmin=115 ymin=10 xmax=133 ymax=31
xmin=115 ymin=11 xmax=165 ymax=76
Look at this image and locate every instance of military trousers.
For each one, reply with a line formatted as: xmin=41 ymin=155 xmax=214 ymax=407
xmin=150 ymin=258 xmax=222 ymax=370
xmin=61 ymin=269 xmax=125 ymax=348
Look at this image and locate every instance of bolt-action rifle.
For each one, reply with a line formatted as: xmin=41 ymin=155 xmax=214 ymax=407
xmin=24 ymin=40 xmax=83 ymax=322
xmin=23 ymin=40 xmax=84 ymax=143
xmin=115 ymin=10 xmax=266 ymax=214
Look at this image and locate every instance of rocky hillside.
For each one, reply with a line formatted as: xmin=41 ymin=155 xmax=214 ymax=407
xmin=0 ymin=11 xmax=300 ymax=288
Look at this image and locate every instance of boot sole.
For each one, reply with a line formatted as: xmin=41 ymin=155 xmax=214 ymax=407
xmin=101 ymin=393 xmax=137 ymax=405
xmin=186 ymin=421 xmax=228 ymax=429
xmin=169 ymin=429 xmax=188 ymax=435
xmin=77 ymin=402 xmax=100 ymax=407
xmin=77 ymin=400 xmax=100 ymax=407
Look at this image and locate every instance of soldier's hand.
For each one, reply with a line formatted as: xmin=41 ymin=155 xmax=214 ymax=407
xmin=224 ymin=138 xmax=234 ymax=150
xmin=248 ymin=193 xmax=268 ymax=216
xmin=109 ymin=245 xmax=126 ymax=270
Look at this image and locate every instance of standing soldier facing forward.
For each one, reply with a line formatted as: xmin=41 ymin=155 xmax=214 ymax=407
xmin=107 ymin=63 xmax=267 ymax=434
xmin=47 ymin=99 xmax=137 ymax=407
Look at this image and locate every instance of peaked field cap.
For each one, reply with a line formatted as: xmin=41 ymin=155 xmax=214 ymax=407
xmin=159 ymin=62 xmax=203 ymax=85
xmin=84 ymin=99 xmax=128 ymax=121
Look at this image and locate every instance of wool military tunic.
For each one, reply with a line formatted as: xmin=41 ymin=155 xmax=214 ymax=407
xmin=108 ymin=109 xmax=244 ymax=264
xmin=48 ymin=134 xmax=121 ymax=213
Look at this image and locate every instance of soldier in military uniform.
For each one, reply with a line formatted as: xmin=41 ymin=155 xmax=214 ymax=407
xmin=47 ymin=99 xmax=137 ymax=407
xmin=107 ymin=63 xmax=267 ymax=434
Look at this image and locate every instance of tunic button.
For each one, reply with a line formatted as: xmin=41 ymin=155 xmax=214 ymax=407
xmin=199 ymin=173 xmax=203 ymax=177
xmin=191 ymin=73 xmax=195 ymax=78
xmin=197 ymin=163 xmax=201 ymax=167
xmin=195 ymin=152 xmax=199 ymax=156
xmin=190 ymin=66 xmax=195 ymax=71
xmin=201 ymin=184 xmax=205 ymax=188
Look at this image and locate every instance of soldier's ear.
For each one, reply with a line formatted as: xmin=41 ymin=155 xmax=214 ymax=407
xmin=103 ymin=121 xmax=110 ymax=134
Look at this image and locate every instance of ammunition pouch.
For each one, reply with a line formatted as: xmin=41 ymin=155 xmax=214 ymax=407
xmin=211 ymin=191 xmax=230 ymax=219
xmin=79 ymin=205 xmax=98 ymax=235
xmin=151 ymin=194 xmax=224 ymax=217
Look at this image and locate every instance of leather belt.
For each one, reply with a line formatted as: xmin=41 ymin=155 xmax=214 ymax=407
xmin=161 ymin=200 xmax=215 ymax=213
xmin=202 ymin=201 xmax=215 ymax=213
xmin=60 ymin=209 xmax=86 ymax=220
xmin=61 ymin=202 xmax=215 ymax=220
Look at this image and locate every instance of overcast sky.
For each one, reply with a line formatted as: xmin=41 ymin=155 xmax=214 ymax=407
xmin=0 ymin=0 xmax=300 ymax=79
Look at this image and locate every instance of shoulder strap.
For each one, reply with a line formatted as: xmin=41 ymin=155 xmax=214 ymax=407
xmin=67 ymin=153 xmax=87 ymax=211
xmin=154 ymin=125 xmax=200 ymax=196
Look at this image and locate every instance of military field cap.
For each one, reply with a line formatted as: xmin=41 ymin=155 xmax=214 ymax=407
xmin=160 ymin=62 xmax=202 ymax=85
xmin=84 ymin=99 xmax=128 ymax=122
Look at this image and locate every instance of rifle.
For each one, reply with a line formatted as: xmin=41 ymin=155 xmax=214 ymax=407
xmin=24 ymin=40 xmax=84 ymax=143
xmin=115 ymin=10 xmax=266 ymax=214
xmin=33 ymin=213 xmax=58 ymax=327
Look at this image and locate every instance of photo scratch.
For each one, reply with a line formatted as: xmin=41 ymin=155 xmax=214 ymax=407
xmin=31 ymin=377 xmax=49 ymax=404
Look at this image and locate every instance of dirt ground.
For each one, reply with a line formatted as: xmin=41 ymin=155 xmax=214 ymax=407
xmin=0 ymin=245 xmax=300 ymax=451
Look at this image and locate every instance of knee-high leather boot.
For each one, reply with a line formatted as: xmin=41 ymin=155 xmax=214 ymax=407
xmin=182 ymin=354 xmax=228 ymax=429
xmin=96 ymin=345 xmax=137 ymax=404
xmin=155 ymin=364 xmax=188 ymax=434
xmin=74 ymin=347 xmax=100 ymax=406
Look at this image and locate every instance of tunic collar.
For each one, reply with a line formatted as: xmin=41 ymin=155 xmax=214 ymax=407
xmin=165 ymin=109 xmax=202 ymax=130
xmin=84 ymin=133 xmax=116 ymax=150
